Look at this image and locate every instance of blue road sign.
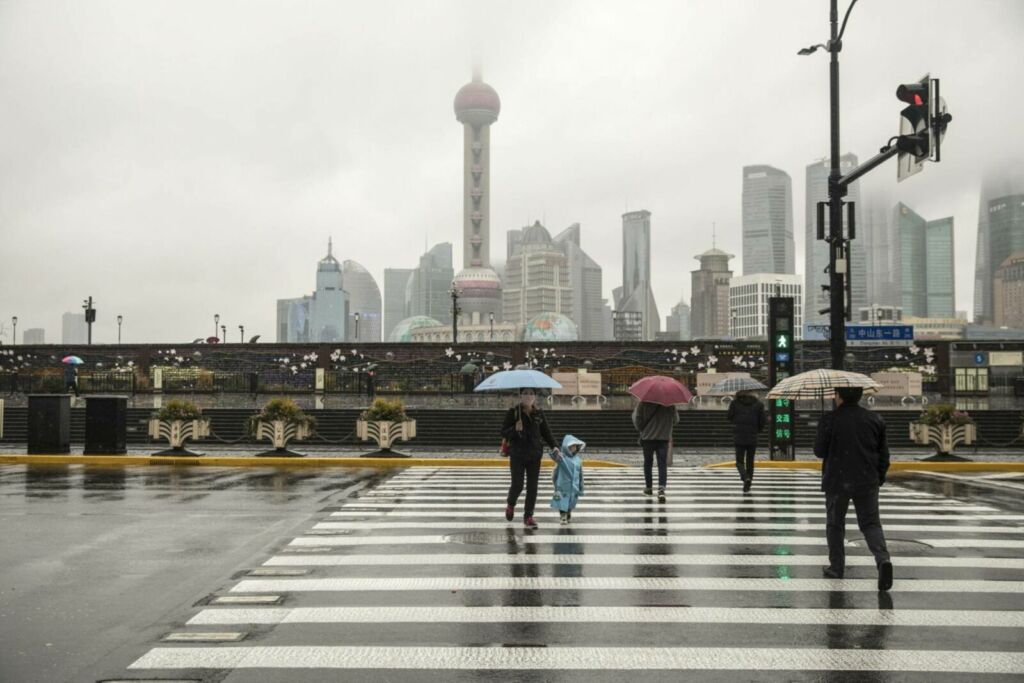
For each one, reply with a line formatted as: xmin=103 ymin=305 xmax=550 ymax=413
xmin=845 ymin=325 xmax=914 ymax=342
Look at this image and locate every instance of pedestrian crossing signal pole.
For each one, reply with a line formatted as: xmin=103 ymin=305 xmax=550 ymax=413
xmin=769 ymin=297 xmax=795 ymax=461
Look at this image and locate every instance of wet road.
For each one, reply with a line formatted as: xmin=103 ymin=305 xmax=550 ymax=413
xmin=1 ymin=465 xmax=1023 ymax=682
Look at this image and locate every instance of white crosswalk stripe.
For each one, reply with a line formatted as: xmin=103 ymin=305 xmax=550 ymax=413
xmin=128 ymin=466 xmax=1024 ymax=678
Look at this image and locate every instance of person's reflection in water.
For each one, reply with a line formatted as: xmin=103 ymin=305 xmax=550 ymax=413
xmin=821 ymin=586 xmax=895 ymax=683
xmin=24 ymin=465 xmax=70 ymax=500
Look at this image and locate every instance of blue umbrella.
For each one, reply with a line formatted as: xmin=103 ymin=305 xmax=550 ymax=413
xmin=474 ymin=369 xmax=562 ymax=392
xmin=61 ymin=355 xmax=84 ymax=365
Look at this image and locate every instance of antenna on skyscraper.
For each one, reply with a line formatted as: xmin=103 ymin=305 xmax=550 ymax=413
xmin=712 ymin=222 xmax=717 ymax=249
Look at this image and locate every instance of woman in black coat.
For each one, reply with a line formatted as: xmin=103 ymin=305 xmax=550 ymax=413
xmin=502 ymin=388 xmax=560 ymax=528
xmin=726 ymin=391 xmax=766 ymax=492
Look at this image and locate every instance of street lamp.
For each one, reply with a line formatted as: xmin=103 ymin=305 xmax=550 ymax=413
xmin=221 ymin=324 xmax=227 ymax=343
xmin=11 ymin=316 xmax=16 ymax=345
xmin=489 ymin=311 xmax=494 ymax=341
xmin=449 ymin=281 xmax=462 ymax=344
xmin=239 ymin=324 xmax=245 ymax=343
xmin=214 ymin=313 xmax=220 ymax=341
xmin=117 ymin=315 xmax=123 ymax=344
xmin=730 ymin=309 xmax=738 ymax=340
xmin=354 ymin=312 xmax=360 ymax=342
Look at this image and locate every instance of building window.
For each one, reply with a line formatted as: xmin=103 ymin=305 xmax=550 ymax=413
xmin=955 ymin=368 xmax=989 ymax=394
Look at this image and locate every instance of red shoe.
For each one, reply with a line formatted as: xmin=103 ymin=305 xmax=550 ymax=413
xmin=524 ymin=516 xmax=538 ymax=529
xmin=505 ymin=506 xmax=514 ymax=521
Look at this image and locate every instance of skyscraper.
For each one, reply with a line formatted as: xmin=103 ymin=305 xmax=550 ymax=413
xmin=276 ymin=239 xmax=349 ymax=343
xmin=451 ymin=69 xmax=503 ymax=323
xmin=552 ymin=223 xmax=604 ymax=341
xmin=406 ymin=242 xmax=454 ymax=324
xmin=383 ymin=268 xmax=414 ymax=341
xmin=617 ymin=210 xmax=660 ymax=340
xmin=729 ymin=274 xmax=803 ymax=340
xmin=502 ymin=221 xmax=573 ymax=327
xmin=977 ymin=194 xmax=1024 ymax=323
xmin=804 ymin=154 xmax=863 ymax=328
xmin=343 ymin=260 xmax=382 ymax=342
xmin=994 ymin=252 xmax=1024 ymax=329
xmin=973 ymin=166 xmax=1024 ymax=323
xmin=691 ymin=248 xmax=734 ymax=338
xmin=742 ymin=165 xmax=794 ymax=275
xmin=23 ymin=328 xmax=45 ymax=344
xmin=892 ymin=203 xmax=955 ymax=319
xmin=861 ymin=193 xmax=897 ymax=307
xmin=61 ymin=312 xmax=87 ymax=344
xmin=665 ymin=300 xmax=691 ymax=340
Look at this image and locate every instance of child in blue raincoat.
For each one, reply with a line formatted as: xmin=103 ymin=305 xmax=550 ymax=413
xmin=550 ymin=435 xmax=585 ymax=524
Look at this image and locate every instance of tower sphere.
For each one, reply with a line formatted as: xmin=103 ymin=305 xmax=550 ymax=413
xmin=454 ymin=80 xmax=500 ymax=126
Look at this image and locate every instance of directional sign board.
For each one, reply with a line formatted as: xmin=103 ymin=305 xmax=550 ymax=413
xmin=845 ymin=325 xmax=914 ymax=345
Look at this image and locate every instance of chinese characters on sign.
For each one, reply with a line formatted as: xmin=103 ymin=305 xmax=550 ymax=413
xmin=769 ymin=297 xmax=795 ymax=460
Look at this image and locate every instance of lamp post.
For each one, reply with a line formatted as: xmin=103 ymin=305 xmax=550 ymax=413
xmin=214 ymin=313 xmax=220 ymax=341
xmin=489 ymin=311 xmax=494 ymax=342
xmin=221 ymin=324 xmax=227 ymax=344
xmin=239 ymin=325 xmax=245 ymax=343
xmin=117 ymin=315 xmax=123 ymax=344
xmin=354 ymin=312 xmax=360 ymax=342
xmin=11 ymin=316 xmax=16 ymax=345
xmin=449 ymin=281 xmax=462 ymax=344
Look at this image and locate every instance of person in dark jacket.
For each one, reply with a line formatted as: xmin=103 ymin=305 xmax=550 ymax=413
xmin=814 ymin=386 xmax=893 ymax=591
xmin=63 ymin=364 xmax=79 ymax=397
xmin=502 ymin=388 xmax=559 ymax=528
xmin=727 ymin=391 xmax=766 ymax=492
xmin=632 ymin=401 xmax=679 ymax=502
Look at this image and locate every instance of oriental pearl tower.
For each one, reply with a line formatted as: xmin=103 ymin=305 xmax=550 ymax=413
xmin=451 ymin=69 xmax=503 ymax=324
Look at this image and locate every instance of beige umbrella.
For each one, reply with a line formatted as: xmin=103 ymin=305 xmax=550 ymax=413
xmin=767 ymin=368 xmax=881 ymax=400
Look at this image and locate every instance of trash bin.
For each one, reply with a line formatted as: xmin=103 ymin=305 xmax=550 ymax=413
xmin=28 ymin=394 xmax=71 ymax=454
xmin=84 ymin=396 xmax=128 ymax=455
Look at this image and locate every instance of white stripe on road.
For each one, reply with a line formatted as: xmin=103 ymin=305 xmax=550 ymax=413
xmin=128 ymin=646 xmax=1024 ymax=673
xmin=328 ymin=510 xmax=1024 ymax=522
xmin=231 ymin=576 xmax=1024 ymax=594
xmin=187 ymin=605 xmax=1024 ymax=627
xmin=263 ymin=553 xmax=1024 ymax=570
xmin=287 ymin=533 xmax=1024 ymax=549
xmin=342 ymin=502 xmax=996 ymax=512
xmin=313 ymin=521 xmax=1024 ymax=534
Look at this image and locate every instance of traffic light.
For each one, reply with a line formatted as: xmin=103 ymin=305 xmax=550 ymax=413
xmin=768 ymin=297 xmax=795 ymax=460
xmin=896 ymin=75 xmax=930 ymax=181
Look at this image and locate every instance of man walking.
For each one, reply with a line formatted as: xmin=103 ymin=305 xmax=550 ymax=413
xmin=814 ymin=386 xmax=893 ymax=591
xmin=727 ymin=390 xmax=766 ymax=492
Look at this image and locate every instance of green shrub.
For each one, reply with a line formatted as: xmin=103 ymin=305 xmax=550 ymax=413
xmin=248 ymin=397 xmax=315 ymax=434
xmin=917 ymin=403 xmax=972 ymax=426
xmin=361 ymin=397 xmax=409 ymax=422
xmin=153 ymin=399 xmax=203 ymax=421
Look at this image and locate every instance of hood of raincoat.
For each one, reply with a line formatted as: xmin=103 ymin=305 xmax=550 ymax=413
xmin=561 ymin=434 xmax=586 ymax=454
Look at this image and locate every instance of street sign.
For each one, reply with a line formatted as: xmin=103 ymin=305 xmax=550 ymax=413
xmin=845 ymin=325 xmax=914 ymax=345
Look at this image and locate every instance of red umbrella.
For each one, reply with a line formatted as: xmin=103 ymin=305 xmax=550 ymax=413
xmin=628 ymin=375 xmax=693 ymax=406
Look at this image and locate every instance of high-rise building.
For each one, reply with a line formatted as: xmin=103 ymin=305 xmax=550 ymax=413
xmin=383 ymin=268 xmax=414 ymax=341
xmin=979 ymin=195 xmax=1024 ymax=323
xmin=893 ymin=203 xmax=955 ymax=318
xmin=276 ymin=239 xmax=349 ymax=343
xmin=861 ymin=193 xmax=897 ymax=308
xmin=804 ymin=154 xmax=864 ymax=327
xmin=502 ymin=221 xmax=573 ymax=327
xmin=23 ymin=328 xmax=45 ymax=344
xmin=973 ymin=166 xmax=1024 ymax=323
xmin=342 ymin=260 xmax=382 ymax=342
xmin=61 ymin=312 xmax=87 ymax=344
xmin=665 ymin=300 xmax=691 ymax=340
xmin=617 ymin=210 xmax=660 ymax=340
xmin=729 ymin=274 xmax=803 ymax=340
xmin=691 ymin=248 xmax=734 ymax=338
xmin=407 ymin=242 xmax=455 ymax=324
xmin=451 ymin=69 xmax=503 ymax=322
xmin=994 ymin=251 xmax=1024 ymax=329
xmin=742 ymin=165 xmax=794 ymax=275
xmin=552 ymin=223 xmax=604 ymax=341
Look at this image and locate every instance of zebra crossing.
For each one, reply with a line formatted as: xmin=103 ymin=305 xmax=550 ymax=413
xmin=127 ymin=466 xmax=1024 ymax=680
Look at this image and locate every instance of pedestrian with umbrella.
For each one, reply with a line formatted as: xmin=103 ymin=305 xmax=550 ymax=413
xmin=629 ymin=375 xmax=691 ymax=502
xmin=62 ymin=355 xmax=83 ymax=397
xmin=714 ymin=377 xmax=767 ymax=492
xmin=476 ymin=369 xmax=562 ymax=529
xmin=768 ymin=369 xmax=893 ymax=591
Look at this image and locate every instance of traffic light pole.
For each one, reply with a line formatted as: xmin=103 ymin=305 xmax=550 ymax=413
xmin=827 ymin=0 xmax=847 ymax=371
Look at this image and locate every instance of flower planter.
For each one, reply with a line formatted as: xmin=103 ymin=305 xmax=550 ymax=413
xmin=909 ymin=422 xmax=976 ymax=460
xmin=356 ymin=419 xmax=417 ymax=456
xmin=254 ymin=419 xmax=311 ymax=457
xmin=148 ymin=418 xmax=210 ymax=456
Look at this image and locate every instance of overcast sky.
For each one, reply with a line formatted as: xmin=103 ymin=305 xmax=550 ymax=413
xmin=2 ymin=0 xmax=1023 ymax=343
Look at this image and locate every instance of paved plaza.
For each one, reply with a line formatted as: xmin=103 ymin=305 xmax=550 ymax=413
xmin=1 ymin=464 xmax=1023 ymax=681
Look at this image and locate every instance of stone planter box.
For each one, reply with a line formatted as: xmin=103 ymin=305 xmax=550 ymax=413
xmin=909 ymin=422 xmax=976 ymax=457
xmin=148 ymin=418 xmax=210 ymax=456
xmin=356 ymin=419 xmax=417 ymax=455
xmin=254 ymin=419 xmax=311 ymax=457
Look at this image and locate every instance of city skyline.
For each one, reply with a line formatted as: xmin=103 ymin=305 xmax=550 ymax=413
xmin=2 ymin=2 xmax=1023 ymax=342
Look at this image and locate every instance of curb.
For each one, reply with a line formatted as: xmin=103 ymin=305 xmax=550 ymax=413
xmin=704 ymin=460 xmax=1024 ymax=473
xmin=0 ymin=455 xmax=628 ymax=469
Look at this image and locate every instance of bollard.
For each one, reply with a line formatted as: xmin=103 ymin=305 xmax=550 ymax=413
xmin=84 ymin=396 xmax=128 ymax=455
xmin=28 ymin=394 xmax=71 ymax=454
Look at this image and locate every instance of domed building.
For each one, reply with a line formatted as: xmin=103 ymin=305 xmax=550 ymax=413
xmin=387 ymin=316 xmax=443 ymax=343
xmin=522 ymin=312 xmax=579 ymax=342
xmin=276 ymin=238 xmax=350 ymax=343
xmin=503 ymin=221 xmax=574 ymax=329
